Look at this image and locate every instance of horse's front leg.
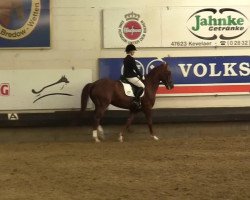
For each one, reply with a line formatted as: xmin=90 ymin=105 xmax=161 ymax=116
xmin=143 ymin=108 xmax=159 ymax=141
xmin=119 ymin=111 xmax=135 ymax=142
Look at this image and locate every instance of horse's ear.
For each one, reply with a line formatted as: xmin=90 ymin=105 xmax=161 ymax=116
xmin=163 ymin=63 xmax=171 ymax=72
xmin=163 ymin=63 xmax=168 ymax=69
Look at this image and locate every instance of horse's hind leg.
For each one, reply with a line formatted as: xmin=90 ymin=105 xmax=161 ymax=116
xmin=93 ymin=105 xmax=107 ymax=142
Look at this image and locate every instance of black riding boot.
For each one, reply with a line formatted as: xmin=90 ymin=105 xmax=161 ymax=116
xmin=132 ymin=87 xmax=143 ymax=109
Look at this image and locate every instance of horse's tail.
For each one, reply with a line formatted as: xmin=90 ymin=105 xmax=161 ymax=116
xmin=81 ymin=83 xmax=93 ymax=112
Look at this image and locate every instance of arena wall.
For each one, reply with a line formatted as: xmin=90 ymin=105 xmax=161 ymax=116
xmin=1 ymin=0 xmax=250 ymax=114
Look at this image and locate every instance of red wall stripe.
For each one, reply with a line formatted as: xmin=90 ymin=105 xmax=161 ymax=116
xmin=157 ymin=85 xmax=250 ymax=94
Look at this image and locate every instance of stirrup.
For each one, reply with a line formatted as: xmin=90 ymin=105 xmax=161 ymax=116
xmin=131 ymin=99 xmax=141 ymax=110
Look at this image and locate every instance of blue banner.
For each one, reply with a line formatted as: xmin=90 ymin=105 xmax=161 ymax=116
xmin=99 ymin=56 xmax=250 ymax=96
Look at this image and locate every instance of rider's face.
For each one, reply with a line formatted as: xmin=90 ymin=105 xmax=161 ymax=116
xmin=130 ymin=51 xmax=135 ymax=56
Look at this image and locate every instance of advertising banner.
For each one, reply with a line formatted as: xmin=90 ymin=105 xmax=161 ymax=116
xmin=99 ymin=56 xmax=250 ymax=96
xmin=163 ymin=7 xmax=250 ymax=47
xmin=0 ymin=0 xmax=50 ymax=48
xmin=103 ymin=8 xmax=162 ymax=48
xmin=103 ymin=6 xmax=250 ymax=48
xmin=0 ymin=69 xmax=92 ymax=110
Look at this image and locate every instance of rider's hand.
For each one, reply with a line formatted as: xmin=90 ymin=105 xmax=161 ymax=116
xmin=142 ymin=76 xmax=145 ymax=80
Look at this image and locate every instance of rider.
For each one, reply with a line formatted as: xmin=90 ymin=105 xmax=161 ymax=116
xmin=123 ymin=43 xmax=145 ymax=109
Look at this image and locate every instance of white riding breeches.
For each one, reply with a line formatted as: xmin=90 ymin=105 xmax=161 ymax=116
xmin=126 ymin=77 xmax=145 ymax=88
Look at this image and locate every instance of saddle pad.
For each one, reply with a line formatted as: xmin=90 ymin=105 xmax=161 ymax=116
xmin=121 ymin=82 xmax=144 ymax=97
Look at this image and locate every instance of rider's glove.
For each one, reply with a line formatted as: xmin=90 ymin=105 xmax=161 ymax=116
xmin=142 ymin=76 xmax=145 ymax=80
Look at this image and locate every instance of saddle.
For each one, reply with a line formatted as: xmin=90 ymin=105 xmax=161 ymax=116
xmin=120 ymin=75 xmax=144 ymax=97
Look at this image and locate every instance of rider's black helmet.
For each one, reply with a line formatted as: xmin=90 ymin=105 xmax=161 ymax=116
xmin=125 ymin=44 xmax=137 ymax=53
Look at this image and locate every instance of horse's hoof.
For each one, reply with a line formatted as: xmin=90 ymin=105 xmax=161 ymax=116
xmin=98 ymin=132 xmax=105 ymax=140
xmin=127 ymin=128 xmax=134 ymax=133
xmin=152 ymin=135 xmax=159 ymax=141
xmin=93 ymin=137 xmax=101 ymax=143
xmin=97 ymin=126 xmax=105 ymax=140
xmin=118 ymin=135 xmax=124 ymax=142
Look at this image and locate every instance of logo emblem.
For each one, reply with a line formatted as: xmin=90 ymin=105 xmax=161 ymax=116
xmin=0 ymin=0 xmax=41 ymax=40
xmin=118 ymin=12 xmax=146 ymax=44
xmin=31 ymin=75 xmax=73 ymax=103
xmin=187 ymin=8 xmax=248 ymax=40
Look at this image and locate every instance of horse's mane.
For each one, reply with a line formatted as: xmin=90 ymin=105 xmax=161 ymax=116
xmin=146 ymin=64 xmax=164 ymax=77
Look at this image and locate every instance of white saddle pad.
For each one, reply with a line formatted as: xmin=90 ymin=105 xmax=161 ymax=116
xmin=121 ymin=82 xmax=144 ymax=97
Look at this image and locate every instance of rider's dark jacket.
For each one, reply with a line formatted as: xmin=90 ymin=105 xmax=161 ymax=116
xmin=123 ymin=55 xmax=142 ymax=79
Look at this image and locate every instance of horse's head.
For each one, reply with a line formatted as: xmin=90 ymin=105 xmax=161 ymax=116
xmin=157 ymin=63 xmax=174 ymax=90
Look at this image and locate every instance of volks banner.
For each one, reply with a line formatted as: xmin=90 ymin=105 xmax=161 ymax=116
xmin=99 ymin=56 xmax=250 ymax=96
xmin=0 ymin=0 xmax=50 ymax=48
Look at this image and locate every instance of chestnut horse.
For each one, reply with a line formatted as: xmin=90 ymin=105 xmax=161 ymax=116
xmin=81 ymin=63 xmax=174 ymax=142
